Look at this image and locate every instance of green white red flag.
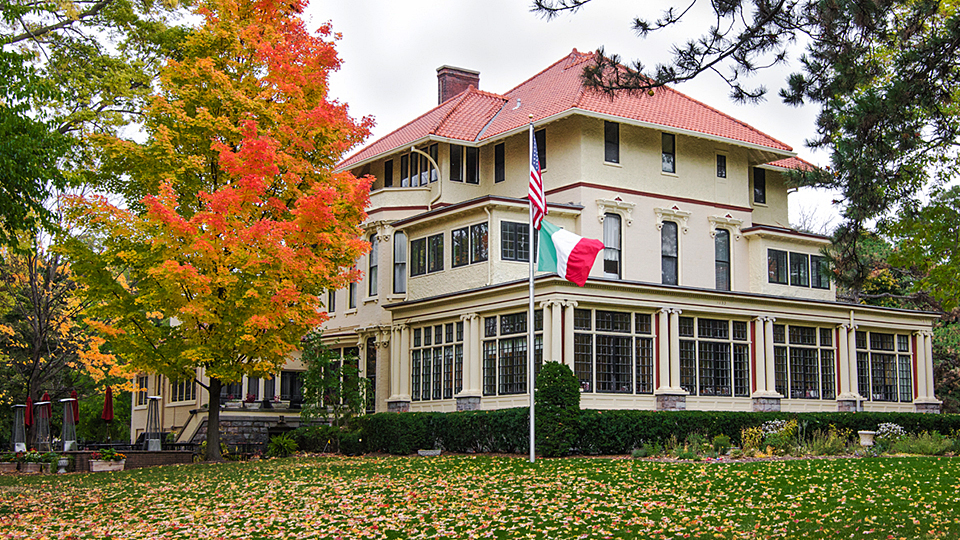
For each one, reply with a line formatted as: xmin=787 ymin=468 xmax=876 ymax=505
xmin=537 ymin=220 xmax=604 ymax=287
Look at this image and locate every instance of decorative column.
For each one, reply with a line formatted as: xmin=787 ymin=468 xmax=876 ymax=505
xmin=836 ymin=324 xmax=858 ymax=411
xmin=562 ymin=301 xmax=578 ymax=369
xmin=915 ymin=330 xmax=941 ymax=413
xmin=540 ymin=301 xmax=553 ymax=363
xmin=456 ymin=314 xmax=482 ymax=411
xmin=387 ymin=323 xmax=411 ymax=412
xmin=655 ymin=308 xmax=687 ymax=411
xmin=751 ymin=316 xmax=781 ymax=411
xmin=551 ymin=300 xmax=563 ymax=363
xmin=846 ymin=322 xmax=860 ymax=402
xmin=655 ymin=309 xmax=670 ymax=394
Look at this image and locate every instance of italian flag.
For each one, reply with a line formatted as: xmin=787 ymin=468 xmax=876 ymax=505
xmin=537 ymin=220 xmax=605 ymax=287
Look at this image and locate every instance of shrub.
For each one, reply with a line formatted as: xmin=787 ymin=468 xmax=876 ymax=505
xmin=535 ymin=362 xmax=580 ymax=457
xmin=293 ymin=425 xmax=341 ymax=453
xmin=804 ymin=428 xmax=848 ymax=456
xmin=339 ymin=431 xmax=365 ymax=456
xmin=741 ymin=426 xmax=763 ymax=451
xmin=712 ymin=434 xmax=731 ymax=455
xmin=890 ymin=431 xmax=953 ymax=456
xmin=267 ymin=432 xmax=298 ymax=458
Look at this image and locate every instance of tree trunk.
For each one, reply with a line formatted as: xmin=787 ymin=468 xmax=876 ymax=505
xmin=206 ymin=377 xmax=223 ymax=461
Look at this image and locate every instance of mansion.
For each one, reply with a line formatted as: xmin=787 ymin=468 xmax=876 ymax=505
xmin=133 ymin=50 xmax=939 ymax=445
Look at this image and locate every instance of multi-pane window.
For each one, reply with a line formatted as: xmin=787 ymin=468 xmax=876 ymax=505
xmin=573 ymin=309 xmax=654 ymax=394
xmin=399 ymin=154 xmax=409 ymax=187
xmin=368 ymin=235 xmax=378 ymax=297
xmin=137 ymin=375 xmax=149 ymax=406
xmin=453 ymin=223 xmax=488 ymax=268
xmin=811 ymin=255 xmax=830 ymax=289
xmin=767 ymin=249 xmax=788 ymax=284
xmin=661 ymin=221 xmax=678 ymax=285
xmin=790 ymin=252 xmax=810 ymax=287
xmin=495 ymin=143 xmax=505 ymax=183
xmin=482 ymin=311 xmax=543 ymax=396
xmin=246 ymin=377 xmax=259 ymax=401
xmin=279 ymin=371 xmax=304 ymax=401
xmin=450 ymin=145 xmax=479 ymax=184
xmin=856 ymin=330 xmax=913 ymax=402
xmin=604 ymin=121 xmax=619 ymax=163
xmin=411 ymin=233 xmax=443 ymax=276
xmin=501 ymin=221 xmax=530 ymax=262
xmin=348 ymin=279 xmax=357 ymax=309
xmin=678 ymin=317 xmax=750 ymax=397
xmin=716 ymin=155 xmax=726 ymax=178
xmin=263 ymin=377 xmax=276 ymax=401
xmin=365 ymin=337 xmax=377 ymax=413
xmin=400 ymin=145 xmax=438 ymax=186
xmin=393 ymin=231 xmax=407 ymax=294
xmin=662 ymin=133 xmax=676 ymax=173
xmin=383 ymin=159 xmax=393 ymax=188
xmin=221 ymin=380 xmax=242 ymax=400
xmin=753 ymin=167 xmax=766 ymax=204
xmin=715 ymin=229 xmax=730 ymax=291
xmin=535 ymin=129 xmax=546 ymax=171
xmin=772 ymin=324 xmax=836 ymax=400
xmin=412 ymin=321 xmax=464 ymax=401
xmin=603 ymin=213 xmax=621 ymax=278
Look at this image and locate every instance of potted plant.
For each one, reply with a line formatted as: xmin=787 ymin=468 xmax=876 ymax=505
xmin=0 ymin=453 xmax=19 ymax=474
xmin=20 ymin=451 xmax=58 ymax=474
xmin=244 ymin=393 xmax=259 ymax=409
xmin=89 ymin=448 xmax=126 ymax=472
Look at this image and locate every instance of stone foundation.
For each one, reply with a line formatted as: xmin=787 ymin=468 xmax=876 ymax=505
xmin=387 ymin=400 xmax=410 ymax=413
xmin=752 ymin=397 xmax=781 ymax=412
xmin=915 ymin=402 xmax=941 ymax=414
xmin=192 ymin=418 xmax=273 ymax=447
xmin=837 ymin=399 xmax=858 ymax=412
xmin=456 ymin=396 xmax=481 ymax=411
xmin=655 ymin=394 xmax=686 ymax=411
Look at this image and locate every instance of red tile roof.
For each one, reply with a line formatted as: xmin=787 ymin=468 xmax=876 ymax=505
xmin=767 ymin=156 xmax=817 ymax=171
xmin=340 ymin=49 xmax=794 ymax=169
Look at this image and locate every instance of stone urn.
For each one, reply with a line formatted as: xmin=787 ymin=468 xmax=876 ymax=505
xmin=858 ymin=430 xmax=877 ymax=447
xmin=90 ymin=460 xmax=125 ymax=473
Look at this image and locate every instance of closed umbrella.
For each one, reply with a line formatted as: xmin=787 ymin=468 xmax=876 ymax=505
xmin=41 ymin=392 xmax=52 ymax=419
xmin=25 ymin=395 xmax=33 ymax=427
xmin=101 ymin=386 xmax=114 ymax=422
xmin=70 ymin=390 xmax=79 ymax=424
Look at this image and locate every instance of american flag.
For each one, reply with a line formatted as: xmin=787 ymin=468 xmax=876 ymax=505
xmin=528 ymin=127 xmax=547 ymax=230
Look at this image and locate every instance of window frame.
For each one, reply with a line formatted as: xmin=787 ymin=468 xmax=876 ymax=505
xmin=471 ymin=222 xmax=489 ymax=264
xmin=573 ymin=309 xmax=655 ymax=394
xmin=410 ymin=237 xmax=427 ymax=277
xmin=427 ymin=233 xmax=444 ymax=273
xmin=383 ymin=159 xmax=393 ymax=188
xmin=661 ymin=221 xmax=679 ymax=285
xmin=368 ymin=234 xmax=378 ymax=297
xmin=772 ymin=323 xmax=837 ymax=400
xmin=501 ymin=220 xmax=530 ymax=262
xmin=716 ymin=154 xmax=727 ymax=178
xmin=661 ymin=133 xmax=676 ymax=173
xmin=811 ymin=255 xmax=830 ymax=289
xmin=715 ymin=228 xmax=731 ymax=291
xmin=393 ymin=231 xmax=407 ymax=294
xmin=327 ymin=289 xmax=336 ymax=313
xmin=602 ymin=213 xmax=621 ymax=278
xmin=412 ymin=321 xmax=464 ymax=401
xmin=451 ymin=227 xmax=469 ymax=268
xmin=767 ymin=249 xmax=788 ymax=285
xmin=494 ymin=143 xmax=505 ymax=183
xmin=677 ymin=316 xmax=751 ymax=397
xmin=535 ymin=129 xmax=546 ymax=171
xmin=604 ymin=121 xmax=619 ymax=164
xmin=753 ymin=167 xmax=766 ymax=204
xmin=790 ymin=252 xmax=810 ymax=287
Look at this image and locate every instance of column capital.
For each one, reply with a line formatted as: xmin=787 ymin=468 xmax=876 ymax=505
xmin=659 ymin=307 xmax=682 ymax=315
xmin=753 ymin=315 xmax=775 ymax=323
xmin=562 ymin=300 xmax=578 ymax=308
xmin=914 ymin=329 xmax=934 ymax=338
xmin=392 ymin=323 xmax=408 ymax=332
xmin=459 ymin=313 xmax=479 ymax=322
xmin=840 ymin=323 xmax=858 ymax=331
xmin=539 ymin=300 xmax=559 ymax=309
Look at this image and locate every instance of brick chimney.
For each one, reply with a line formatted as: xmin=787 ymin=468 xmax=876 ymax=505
xmin=437 ymin=65 xmax=480 ymax=104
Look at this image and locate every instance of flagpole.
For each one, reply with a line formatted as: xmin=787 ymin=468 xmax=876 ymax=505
xmin=528 ymin=118 xmax=536 ymax=464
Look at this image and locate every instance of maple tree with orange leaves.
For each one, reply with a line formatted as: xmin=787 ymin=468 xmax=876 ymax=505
xmin=61 ymin=0 xmax=372 ymax=460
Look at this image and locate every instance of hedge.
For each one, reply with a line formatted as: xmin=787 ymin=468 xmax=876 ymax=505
xmin=359 ymin=408 xmax=960 ymax=456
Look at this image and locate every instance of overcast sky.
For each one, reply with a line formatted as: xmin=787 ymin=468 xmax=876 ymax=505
xmin=306 ymin=0 xmax=841 ymax=232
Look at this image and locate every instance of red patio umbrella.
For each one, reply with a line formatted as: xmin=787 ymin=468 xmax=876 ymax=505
xmin=101 ymin=386 xmax=114 ymax=422
xmin=70 ymin=390 xmax=79 ymax=423
xmin=41 ymin=392 xmax=52 ymax=419
xmin=25 ymin=395 xmax=33 ymax=427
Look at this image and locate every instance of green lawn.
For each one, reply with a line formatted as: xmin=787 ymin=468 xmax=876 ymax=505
xmin=1 ymin=456 xmax=958 ymax=539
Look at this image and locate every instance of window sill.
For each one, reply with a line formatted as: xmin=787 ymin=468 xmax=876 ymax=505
xmin=364 ymin=297 xmax=378 ymax=304
xmin=753 ymin=202 xmax=768 ymax=208
xmin=344 ymin=308 xmax=357 ymax=316
xmin=661 ymin=171 xmax=679 ymax=178
xmin=165 ymin=402 xmax=196 ymax=408
xmin=603 ymin=161 xmax=622 ymax=168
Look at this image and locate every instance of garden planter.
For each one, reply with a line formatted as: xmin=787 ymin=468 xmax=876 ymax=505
xmin=858 ymin=430 xmax=877 ymax=447
xmin=0 ymin=462 xmax=18 ymax=474
xmin=90 ymin=460 xmax=125 ymax=472
xmin=19 ymin=463 xmax=51 ymax=474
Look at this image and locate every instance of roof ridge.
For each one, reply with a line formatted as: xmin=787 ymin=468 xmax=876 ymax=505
xmin=433 ymin=87 xmax=478 ymax=136
xmin=503 ymin=48 xmax=590 ymax=96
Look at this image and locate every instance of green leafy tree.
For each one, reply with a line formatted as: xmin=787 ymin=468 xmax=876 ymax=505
xmin=300 ymin=331 xmax=368 ymax=429
xmin=61 ymin=0 xmax=371 ymax=461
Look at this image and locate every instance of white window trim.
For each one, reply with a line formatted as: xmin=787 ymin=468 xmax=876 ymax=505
xmin=708 ymin=214 xmax=743 ymax=240
xmin=654 ymin=206 xmax=691 ymax=234
xmin=596 ymin=198 xmax=635 ymax=227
